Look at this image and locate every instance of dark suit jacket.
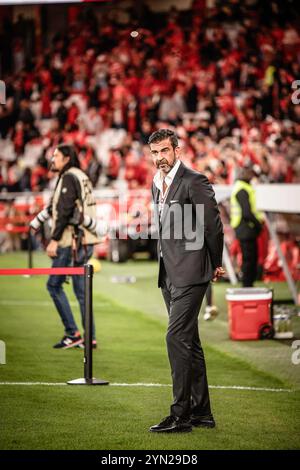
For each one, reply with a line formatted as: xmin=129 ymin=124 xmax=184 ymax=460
xmin=152 ymin=162 xmax=224 ymax=288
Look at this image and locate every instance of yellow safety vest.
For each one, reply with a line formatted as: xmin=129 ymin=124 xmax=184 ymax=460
xmin=230 ymin=180 xmax=263 ymax=229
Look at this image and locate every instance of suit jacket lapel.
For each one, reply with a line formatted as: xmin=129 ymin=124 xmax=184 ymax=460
xmin=152 ymin=183 xmax=160 ymax=231
xmin=160 ymin=162 xmax=185 ymax=226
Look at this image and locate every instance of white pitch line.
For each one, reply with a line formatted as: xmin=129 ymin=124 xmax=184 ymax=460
xmin=0 ymin=382 xmax=67 ymax=386
xmin=0 ymin=382 xmax=293 ymax=392
xmin=209 ymin=385 xmax=292 ymax=393
xmin=112 ymin=383 xmax=171 ymax=387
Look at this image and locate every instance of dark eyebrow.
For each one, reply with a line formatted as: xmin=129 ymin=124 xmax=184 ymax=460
xmin=151 ymin=146 xmax=170 ymax=153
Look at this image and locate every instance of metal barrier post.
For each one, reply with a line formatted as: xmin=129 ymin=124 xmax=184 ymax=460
xmin=84 ymin=263 xmax=93 ymax=382
xmin=67 ymin=264 xmax=109 ymax=386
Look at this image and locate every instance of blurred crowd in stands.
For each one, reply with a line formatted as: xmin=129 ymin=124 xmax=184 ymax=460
xmin=0 ymin=0 xmax=300 ymax=193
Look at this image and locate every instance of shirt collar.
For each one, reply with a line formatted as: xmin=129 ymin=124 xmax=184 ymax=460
xmin=153 ymin=159 xmax=181 ymax=191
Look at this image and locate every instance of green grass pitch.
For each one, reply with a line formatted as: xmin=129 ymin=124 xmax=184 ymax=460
xmin=0 ymin=252 xmax=299 ymax=450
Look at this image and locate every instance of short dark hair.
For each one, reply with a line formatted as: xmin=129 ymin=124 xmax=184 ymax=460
xmin=56 ymin=144 xmax=80 ymax=169
xmin=148 ymin=129 xmax=178 ymax=149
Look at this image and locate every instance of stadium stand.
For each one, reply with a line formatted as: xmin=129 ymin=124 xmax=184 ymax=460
xmin=0 ymin=0 xmax=299 ymax=191
xmin=0 ymin=0 xmax=299 ymax=284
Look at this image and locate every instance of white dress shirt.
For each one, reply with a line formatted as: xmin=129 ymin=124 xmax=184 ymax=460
xmin=153 ymin=159 xmax=181 ymax=258
xmin=153 ymin=159 xmax=181 ymax=220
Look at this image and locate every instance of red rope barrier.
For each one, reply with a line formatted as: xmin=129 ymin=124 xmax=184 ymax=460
xmin=0 ymin=267 xmax=84 ymax=276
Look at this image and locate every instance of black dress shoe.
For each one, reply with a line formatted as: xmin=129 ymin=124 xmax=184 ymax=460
xmin=149 ymin=415 xmax=192 ymax=433
xmin=190 ymin=414 xmax=216 ymax=428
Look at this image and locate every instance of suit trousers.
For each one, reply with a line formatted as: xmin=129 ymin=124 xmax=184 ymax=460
xmin=239 ymin=238 xmax=258 ymax=287
xmin=159 ymin=259 xmax=212 ymax=419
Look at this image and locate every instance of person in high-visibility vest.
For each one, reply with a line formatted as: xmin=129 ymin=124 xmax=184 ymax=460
xmin=230 ymin=167 xmax=264 ymax=287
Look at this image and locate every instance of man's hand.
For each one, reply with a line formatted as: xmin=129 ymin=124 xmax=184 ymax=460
xmin=212 ymin=266 xmax=226 ymax=282
xmin=46 ymin=240 xmax=58 ymax=258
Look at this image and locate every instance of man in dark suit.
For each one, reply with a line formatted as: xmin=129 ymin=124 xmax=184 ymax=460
xmin=149 ymin=129 xmax=224 ymax=433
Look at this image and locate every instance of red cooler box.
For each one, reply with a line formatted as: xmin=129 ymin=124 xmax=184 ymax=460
xmin=226 ymin=288 xmax=273 ymax=340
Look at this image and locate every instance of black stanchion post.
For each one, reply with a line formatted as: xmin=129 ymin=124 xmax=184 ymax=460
xmin=67 ymin=264 xmax=109 ymax=385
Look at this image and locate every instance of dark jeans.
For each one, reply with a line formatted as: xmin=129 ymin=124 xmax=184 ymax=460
xmin=46 ymin=244 xmax=95 ymax=338
xmin=160 ymin=260 xmax=211 ymax=419
xmin=239 ymin=238 xmax=258 ymax=287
